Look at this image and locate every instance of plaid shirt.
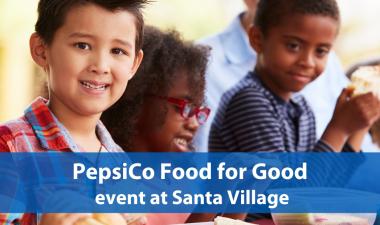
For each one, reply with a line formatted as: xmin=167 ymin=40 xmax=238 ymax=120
xmin=0 ymin=97 xmax=123 ymax=225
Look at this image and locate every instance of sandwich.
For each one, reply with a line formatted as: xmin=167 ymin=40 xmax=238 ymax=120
xmin=348 ymin=66 xmax=380 ymax=147
xmin=348 ymin=66 xmax=380 ymax=96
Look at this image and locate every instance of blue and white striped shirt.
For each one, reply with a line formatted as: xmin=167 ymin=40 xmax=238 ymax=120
xmin=209 ymin=71 xmax=353 ymax=153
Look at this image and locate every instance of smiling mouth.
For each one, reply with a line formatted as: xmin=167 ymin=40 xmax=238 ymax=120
xmin=80 ymin=81 xmax=109 ymax=91
xmin=290 ymin=73 xmax=312 ymax=81
xmin=174 ymin=138 xmax=189 ymax=151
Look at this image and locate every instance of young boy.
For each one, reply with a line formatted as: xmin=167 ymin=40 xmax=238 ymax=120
xmin=0 ymin=0 xmax=146 ymax=224
xmin=209 ymin=0 xmax=380 ymax=153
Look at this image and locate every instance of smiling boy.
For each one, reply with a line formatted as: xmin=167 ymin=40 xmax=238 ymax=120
xmin=0 ymin=0 xmax=146 ymax=224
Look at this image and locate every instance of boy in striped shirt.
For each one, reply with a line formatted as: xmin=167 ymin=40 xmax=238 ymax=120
xmin=209 ymin=0 xmax=380 ymax=153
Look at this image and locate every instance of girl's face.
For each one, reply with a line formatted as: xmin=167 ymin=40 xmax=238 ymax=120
xmin=138 ymin=72 xmax=205 ymax=152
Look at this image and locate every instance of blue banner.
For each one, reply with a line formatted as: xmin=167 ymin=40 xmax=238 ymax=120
xmin=1 ymin=152 xmax=380 ymax=213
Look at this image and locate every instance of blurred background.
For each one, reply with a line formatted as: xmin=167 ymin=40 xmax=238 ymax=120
xmin=1 ymin=0 xmax=380 ymax=122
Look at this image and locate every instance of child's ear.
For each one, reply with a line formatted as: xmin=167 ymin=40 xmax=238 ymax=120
xmin=248 ymin=25 xmax=264 ymax=53
xmin=30 ymin=33 xmax=48 ymax=69
xmin=128 ymin=49 xmax=144 ymax=80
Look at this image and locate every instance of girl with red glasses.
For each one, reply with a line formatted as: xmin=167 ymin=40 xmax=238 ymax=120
xmin=102 ymin=26 xmax=210 ymax=153
xmin=101 ymin=26 xmax=211 ymax=224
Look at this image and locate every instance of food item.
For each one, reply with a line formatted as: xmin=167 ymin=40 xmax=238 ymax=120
xmin=124 ymin=213 xmax=146 ymax=224
xmin=348 ymin=66 xmax=380 ymax=96
xmin=349 ymin=66 xmax=380 ymax=147
xmin=314 ymin=214 xmax=369 ymax=225
xmin=272 ymin=213 xmax=314 ymax=225
xmin=272 ymin=213 xmax=370 ymax=225
xmin=214 ymin=216 xmax=257 ymax=225
xmin=74 ymin=213 xmax=127 ymax=225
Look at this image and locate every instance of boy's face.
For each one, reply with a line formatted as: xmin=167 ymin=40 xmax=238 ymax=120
xmin=138 ymin=74 xmax=200 ymax=152
xmin=249 ymin=14 xmax=338 ymax=100
xmin=31 ymin=4 xmax=143 ymax=118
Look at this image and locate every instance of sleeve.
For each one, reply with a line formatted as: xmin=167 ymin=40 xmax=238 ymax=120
xmin=210 ymin=89 xmax=286 ymax=152
xmin=0 ymin=126 xmax=12 ymax=152
xmin=313 ymin=140 xmax=335 ymax=152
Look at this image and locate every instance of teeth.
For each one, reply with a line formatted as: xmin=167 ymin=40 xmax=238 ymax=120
xmin=175 ymin=138 xmax=188 ymax=147
xmin=80 ymin=81 xmax=107 ymax=91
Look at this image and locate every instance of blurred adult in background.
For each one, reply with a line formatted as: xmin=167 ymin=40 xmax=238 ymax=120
xmin=194 ymin=0 xmax=379 ymax=153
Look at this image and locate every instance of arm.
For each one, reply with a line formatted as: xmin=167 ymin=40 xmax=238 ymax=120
xmin=321 ymin=89 xmax=380 ymax=152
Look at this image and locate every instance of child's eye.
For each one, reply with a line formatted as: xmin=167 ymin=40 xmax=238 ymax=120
xmin=111 ymin=48 xmax=127 ymax=56
xmin=286 ymin=42 xmax=300 ymax=52
xmin=316 ymin=48 xmax=329 ymax=58
xmin=74 ymin=42 xmax=91 ymax=50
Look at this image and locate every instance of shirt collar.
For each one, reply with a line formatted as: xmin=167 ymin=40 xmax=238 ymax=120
xmin=24 ymin=97 xmax=122 ymax=152
xmin=220 ymin=13 xmax=256 ymax=64
xmin=250 ymin=71 xmax=303 ymax=106
xmin=24 ymin=97 xmax=70 ymax=151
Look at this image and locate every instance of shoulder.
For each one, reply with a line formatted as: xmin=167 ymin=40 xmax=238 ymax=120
xmin=0 ymin=117 xmax=29 ymax=151
xmin=215 ymin=74 xmax=274 ymax=123
xmin=222 ymin=73 xmax=272 ymax=109
xmin=1 ymin=117 xmax=33 ymax=135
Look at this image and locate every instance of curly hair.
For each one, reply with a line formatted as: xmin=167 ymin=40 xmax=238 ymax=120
xmin=101 ymin=26 xmax=209 ymax=151
xmin=254 ymin=0 xmax=340 ymax=35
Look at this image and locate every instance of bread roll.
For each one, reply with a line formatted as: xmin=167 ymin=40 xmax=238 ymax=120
xmin=349 ymin=66 xmax=380 ymax=97
xmin=349 ymin=66 xmax=380 ymax=147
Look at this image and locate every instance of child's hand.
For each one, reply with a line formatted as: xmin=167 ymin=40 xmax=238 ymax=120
xmin=322 ymin=89 xmax=380 ymax=151
xmin=331 ymin=89 xmax=380 ymax=135
xmin=39 ymin=213 xmax=92 ymax=225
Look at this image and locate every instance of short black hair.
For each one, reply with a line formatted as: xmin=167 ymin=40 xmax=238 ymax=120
xmin=101 ymin=26 xmax=209 ymax=151
xmin=35 ymin=0 xmax=148 ymax=52
xmin=254 ymin=0 xmax=340 ymax=35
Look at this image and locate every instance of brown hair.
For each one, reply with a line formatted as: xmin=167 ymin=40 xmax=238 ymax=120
xmin=35 ymin=0 xmax=149 ymax=52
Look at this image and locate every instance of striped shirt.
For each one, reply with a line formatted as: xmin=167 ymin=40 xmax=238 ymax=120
xmin=0 ymin=97 xmax=122 ymax=225
xmin=209 ymin=71 xmax=354 ymax=153
xmin=209 ymin=71 xmax=361 ymax=221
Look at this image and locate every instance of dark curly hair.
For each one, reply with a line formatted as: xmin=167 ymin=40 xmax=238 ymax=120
xmin=254 ymin=0 xmax=340 ymax=35
xmin=101 ymin=26 xmax=209 ymax=151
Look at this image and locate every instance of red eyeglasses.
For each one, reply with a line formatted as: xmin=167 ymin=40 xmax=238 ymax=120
xmin=154 ymin=96 xmax=211 ymax=125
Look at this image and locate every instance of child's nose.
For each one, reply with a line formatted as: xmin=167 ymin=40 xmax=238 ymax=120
xmin=185 ymin=115 xmax=199 ymax=132
xmin=299 ymin=51 xmax=316 ymax=68
xmin=88 ymin=52 xmax=111 ymax=75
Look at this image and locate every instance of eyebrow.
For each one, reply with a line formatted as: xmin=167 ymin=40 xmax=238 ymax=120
xmin=282 ymin=35 xmax=332 ymax=48
xmin=68 ymin=32 xmax=133 ymax=50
